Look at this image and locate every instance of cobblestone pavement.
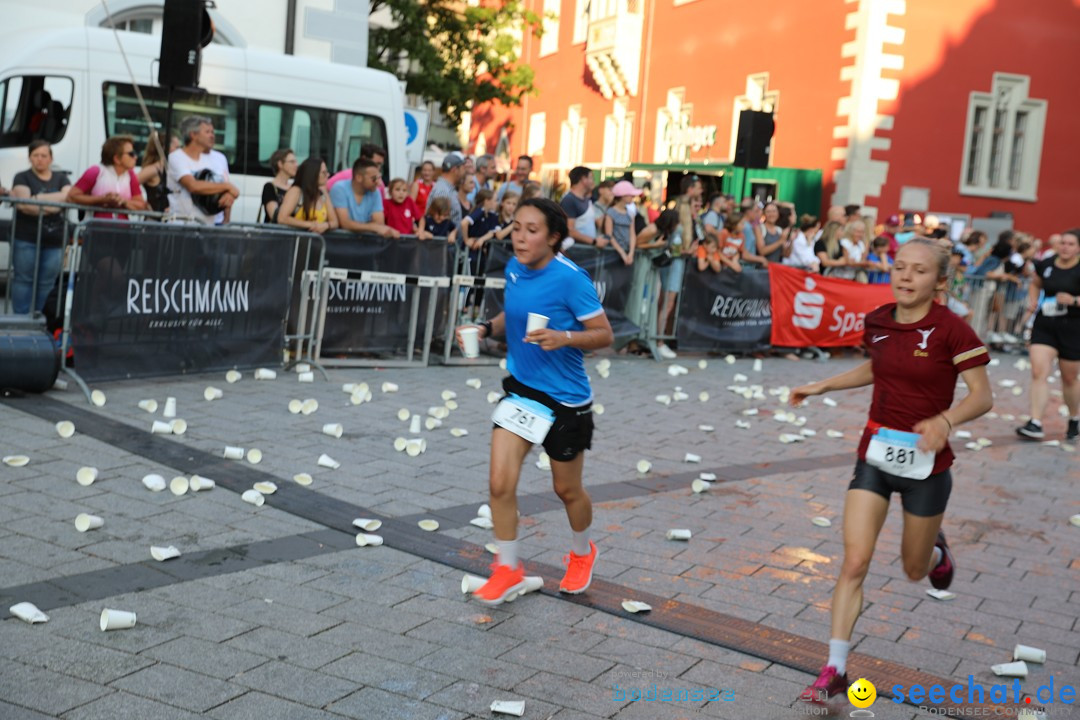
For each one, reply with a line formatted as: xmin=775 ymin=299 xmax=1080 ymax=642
xmin=1 ymin=352 xmax=1077 ymax=720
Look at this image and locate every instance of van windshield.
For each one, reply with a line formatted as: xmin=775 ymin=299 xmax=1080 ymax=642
xmin=0 ymin=75 xmax=74 ymax=148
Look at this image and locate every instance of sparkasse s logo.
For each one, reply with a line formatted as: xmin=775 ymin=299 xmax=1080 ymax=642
xmin=793 ymin=276 xmax=825 ymax=329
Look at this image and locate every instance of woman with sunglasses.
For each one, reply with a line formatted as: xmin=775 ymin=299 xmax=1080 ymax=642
xmin=69 ymin=135 xmax=149 ymax=220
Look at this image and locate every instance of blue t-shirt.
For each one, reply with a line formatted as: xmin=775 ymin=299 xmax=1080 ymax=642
xmin=464 ymin=208 xmax=500 ymax=242
xmin=424 ymin=216 xmax=456 ymax=238
xmin=866 ymin=252 xmax=892 ymax=284
xmin=329 ymin=182 xmax=383 ymax=223
xmin=505 ymin=254 xmax=604 ymax=406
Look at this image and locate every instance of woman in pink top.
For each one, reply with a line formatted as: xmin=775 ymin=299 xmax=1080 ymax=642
xmin=68 ymin=135 xmax=148 ymax=219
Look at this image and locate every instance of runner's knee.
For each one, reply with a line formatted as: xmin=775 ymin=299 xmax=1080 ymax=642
xmin=839 ymin=553 xmax=872 ymax=582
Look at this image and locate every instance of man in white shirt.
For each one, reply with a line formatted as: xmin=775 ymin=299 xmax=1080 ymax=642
xmin=167 ymin=115 xmax=239 ymax=224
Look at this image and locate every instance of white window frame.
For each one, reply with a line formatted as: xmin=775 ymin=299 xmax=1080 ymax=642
xmin=559 ymin=105 xmax=587 ymax=167
xmin=572 ymin=0 xmax=589 ymax=44
xmin=527 ymin=113 xmax=547 ymax=157
xmin=540 ymin=0 xmax=561 ymax=57
xmin=654 ymin=88 xmax=691 ymax=163
xmin=602 ymin=98 xmax=634 ymax=167
xmin=959 ymin=73 xmax=1045 ymax=202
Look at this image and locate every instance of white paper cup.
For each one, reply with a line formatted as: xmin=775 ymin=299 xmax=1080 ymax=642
xmin=342 ymin=383 xmax=358 ymax=394
xmin=526 ymin=312 xmax=549 ymax=341
xmin=355 ymin=533 xmax=384 ymax=547
xmin=254 ymin=368 xmax=277 ymax=380
xmin=169 ymin=419 xmax=187 ymax=435
xmin=409 ymin=414 xmax=422 ymax=434
xmin=322 ymin=423 xmax=344 ymax=438
xmin=382 ymin=382 xmax=398 ymax=393
xmin=295 ymin=363 xmax=311 ymax=373
xmin=298 ymin=371 xmax=314 ymax=383
xmin=76 ymin=467 xmax=99 ymax=486
xmin=417 ymin=519 xmax=439 ymax=531
xmin=519 ymin=576 xmax=543 ymax=595
xmin=189 ymin=475 xmax=215 ymax=492
xmin=203 ymin=386 xmax=223 ymax=401
xmin=461 ymin=573 xmax=486 ymax=594
xmin=636 ymin=460 xmax=652 ymax=474
xmin=449 ymin=428 xmax=469 ymax=437
xmin=55 ymin=421 xmax=75 ymax=439
xmin=991 ymin=661 xmax=1028 ymax=678
xmin=53 ymin=378 xmax=68 ymax=390
xmin=318 ymin=453 xmax=340 ymax=469
xmin=352 ymin=518 xmax=383 ymax=532
xmin=1013 ymin=644 xmax=1046 ymax=663
xmin=405 ymin=439 xmax=424 ymax=457
xmin=397 ymin=408 xmax=411 ymax=421
xmin=301 ymin=399 xmax=319 ymax=415
xmin=9 ymin=602 xmax=49 ymax=624
xmin=223 ymin=446 xmax=244 ymax=460
xmin=150 ymin=545 xmax=180 ymax=561
xmin=2 ymin=455 xmax=29 ymax=467
xmin=142 ymin=473 xmax=167 ymax=492
xmin=470 ymin=517 xmax=494 ymax=529
xmin=162 ymin=397 xmax=176 ymax=418
xmin=138 ymin=399 xmax=158 ymax=413
xmin=691 ymin=479 xmax=712 ymax=493
xmin=666 ymin=528 xmax=692 ymax=541
xmin=465 ymin=378 xmax=482 ymax=389
xmin=684 ymin=452 xmax=701 ymax=463
xmin=288 ymin=399 xmax=303 ymax=414
xmin=428 ymin=406 xmax=449 ymax=419
xmin=425 ymin=417 xmax=442 ymax=430
xmin=490 ymin=700 xmax=526 ymax=717
xmin=241 ymin=489 xmax=265 ymax=506
xmin=151 ymin=420 xmax=173 ymax=435
xmin=91 ymin=389 xmax=107 ymax=407
xmin=225 ymin=370 xmax=242 ymax=383
xmin=442 ymin=390 xmax=457 ymax=401
xmin=459 ymin=327 xmax=480 ymax=358
xmin=487 ymin=391 xmax=502 ymax=404
xmin=293 ymin=473 xmax=313 ymax=486
xmin=699 ymin=472 xmax=717 ymax=480
xmin=169 ymin=476 xmax=189 ymax=496
xmin=247 ymin=448 xmax=263 ymax=464
xmin=99 ymin=608 xmax=136 ymax=631
xmin=393 ymin=437 xmax=408 ymax=452
xmin=253 ymin=481 xmax=277 ymax=495
xmin=477 ymin=503 xmax=492 ymax=520
xmin=621 ymin=600 xmax=652 ymax=613
xmin=75 ymin=513 xmax=103 ymax=532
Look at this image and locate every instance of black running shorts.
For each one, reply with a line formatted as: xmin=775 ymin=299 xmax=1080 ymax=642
xmin=1030 ymin=315 xmax=1080 ymax=361
xmin=499 ymin=375 xmax=594 ymax=462
xmin=849 ymin=459 xmax=952 ymax=517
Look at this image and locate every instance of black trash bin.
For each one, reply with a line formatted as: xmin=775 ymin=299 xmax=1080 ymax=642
xmin=0 ymin=314 xmax=61 ymax=393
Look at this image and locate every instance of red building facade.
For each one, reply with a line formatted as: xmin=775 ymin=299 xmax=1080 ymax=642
xmin=469 ymin=0 xmax=1080 ymax=238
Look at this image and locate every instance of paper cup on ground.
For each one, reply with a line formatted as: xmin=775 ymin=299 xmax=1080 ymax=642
xmin=91 ymin=390 xmax=107 ymax=407
xmin=991 ymin=661 xmax=1028 ymax=678
xmin=293 ymin=473 xmax=313 ymax=486
xmin=382 ymin=382 xmax=398 ymax=393
xmin=241 ymin=489 xmax=264 ymax=506
xmin=76 ymin=467 xmax=99 ymax=486
xmin=163 ymin=397 xmax=176 ymax=418
xmin=151 ymin=420 xmax=173 ymax=435
xmin=485 ymin=542 xmax=499 ymax=555
xmin=409 ymin=414 xmax=422 ymax=434
xmin=666 ymin=529 xmax=692 ymax=541
xmin=459 ymin=327 xmax=480 ymax=358
xmin=169 ymin=476 xmax=189 ymax=496
xmin=138 ymin=399 xmax=158 ymax=413
xmin=487 ymin=391 xmax=502 ymax=404
xmin=811 ymin=516 xmax=833 ymax=527
xmin=406 ymin=439 xmax=424 ymax=457
xmin=441 ymin=389 xmax=458 ymax=401
xmin=699 ymin=472 xmax=717 ymax=481
xmin=226 ymin=370 xmax=242 ymax=383
xmin=3 ymin=455 xmax=29 ymax=467
xmin=449 ymin=428 xmax=469 ymax=437
xmin=691 ymin=479 xmax=712 ymax=493
xmin=100 ymin=609 xmax=136 ymax=631
xmin=355 ymin=533 xmax=384 ymax=547
xmin=322 ymin=423 xmax=344 ymax=438
xmin=75 ymin=513 xmax=104 ymax=532
xmin=189 ymin=475 xmax=215 ymax=491
xmin=254 ymin=368 xmax=276 ymax=380
xmin=397 ymin=408 xmax=410 ymax=422
xmin=1070 ymin=514 xmax=1080 ymax=527
xmin=302 ymin=398 xmax=319 ymax=415
xmin=318 ymin=453 xmax=340 ymax=469
xmin=466 ymin=378 xmax=482 ymax=389
xmin=1013 ymin=645 xmax=1046 ymax=663
xmin=636 ymin=459 xmax=652 ymax=474
xmin=150 ymin=545 xmax=180 ymax=561
xmin=525 ymin=312 xmax=549 ymax=341
xmin=926 ymin=588 xmax=956 ymax=600
xmin=536 ymin=452 xmax=551 ymax=470
xmin=246 ymin=448 xmax=263 ymax=464
xmin=294 ymin=363 xmax=311 ymax=373
xmin=204 ymin=386 xmax=223 ymax=401
xmin=353 ymin=518 xmax=382 ymax=532
xmin=684 ymin=452 xmax=701 ymax=463
xmin=477 ymin=503 xmax=492 ymax=520
xmin=519 ymin=576 xmax=543 ymax=595
xmin=490 ymin=700 xmax=526 ymax=717
xmin=142 ymin=474 xmax=167 ymax=492
xmin=55 ymin=421 xmax=75 ymax=439
xmin=425 ymin=417 xmax=442 ymax=430
xmin=822 ymin=397 xmax=838 ymax=407
xmin=288 ymin=399 xmax=303 ymax=414
xmin=223 ymin=446 xmax=244 ymax=460
xmin=393 ymin=437 xmax=408 ymax=452
xmin=462 ymin=573 xmax=486 ymax=593
xmin=418 ymin=519 xmax=439 ymax=531
xmin=9 ymin=602 xmax=48 ymax=624
xmin=621 ymin=600 xmax=652 ymax=613
xmin=470 ymin=517 xmax=494 ymax=529
xmin=253 ymin=481 xmax=277 ymax=495
xmin=169 ymin=419 xmax=187 ymax=435
xmin=298 ymin=371 xmax=314 ymax=383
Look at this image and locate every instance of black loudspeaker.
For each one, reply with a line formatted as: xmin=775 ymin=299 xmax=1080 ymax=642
xmin=0 ymin=315 xmax=60 ymax=393
xmin=158 ymin=0 xmax=214 ymax=88
xmin=734 ymin=110 xmax=775 ymax=169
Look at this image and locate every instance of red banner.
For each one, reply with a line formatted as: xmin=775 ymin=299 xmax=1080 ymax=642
xmin=769 ymin=264 xmax=894 ymax=348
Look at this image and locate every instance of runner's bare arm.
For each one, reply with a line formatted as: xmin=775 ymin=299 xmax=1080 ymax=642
xmin=527 ymin=313 xmax=613 ymax=352
xmin=790 ymin=361 xmax=874 ymax=405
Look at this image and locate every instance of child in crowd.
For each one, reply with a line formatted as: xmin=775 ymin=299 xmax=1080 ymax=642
xmin=865 ymin=236 xmax=893 ymax=284
xmin=696 ymin=232 xmax=724 ymax=273
xmin=717 ymin=211 xmax=746 ymax=273
xmin=383 ymin=178 xmax=421 ymax=236
xmin=462 ymin=189 xmax=500 ymax=274
xmin=603 ymin=180 xmax=641 ymax=267
xmin=418 ymin=196 xmax=457 ymax=243
xmin=493 ymin=191 xmax=519 ymax=241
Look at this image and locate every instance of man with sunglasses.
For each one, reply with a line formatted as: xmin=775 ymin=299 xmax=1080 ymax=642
xmin=68 ymin=135 xmax=149 ymax=220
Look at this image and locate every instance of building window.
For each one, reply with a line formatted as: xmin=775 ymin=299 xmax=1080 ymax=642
xmin=572 ymin=0 xmax=588 ymax=44
xmin=540 ymin=0 xmax=560 ymax=57
xmin=729 ymin=73 xmax=779 ymax=163
xmin=959 ymin=73 xmax=1045 ymax=202
xmin=527 ymin=113 xmax=546 ymax=157
xmin=559 ymin=105 xmax=586 ymax=167
xmin=603 ymin=98 xmax=634 ymax=167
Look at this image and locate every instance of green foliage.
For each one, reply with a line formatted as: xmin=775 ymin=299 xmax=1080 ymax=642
xmin=368 ymin=0 xmax=543 ymax=124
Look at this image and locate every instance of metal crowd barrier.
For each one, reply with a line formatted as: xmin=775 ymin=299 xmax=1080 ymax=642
xmin=440 ymin=241 xmax=505 ymax=365
xmin=955 ymin=273 xmax=1034 ymax=348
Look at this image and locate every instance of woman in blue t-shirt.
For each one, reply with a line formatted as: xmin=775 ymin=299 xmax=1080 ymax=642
xmin=456 ymin=198 xmax=614 ymax=607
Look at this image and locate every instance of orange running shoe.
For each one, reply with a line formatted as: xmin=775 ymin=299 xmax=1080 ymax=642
xmin=559 ymin=541 xmax=598 ymax=594
xmin=473 ymin=562 xmax=526 ymax=606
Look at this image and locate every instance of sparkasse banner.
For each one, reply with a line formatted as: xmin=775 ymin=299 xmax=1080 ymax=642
xmin=769 ymin=264 xmax=893 ymax=348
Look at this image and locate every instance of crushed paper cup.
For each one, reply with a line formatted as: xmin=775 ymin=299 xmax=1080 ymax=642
xmin=666 ymin=528 xmax=692 ymax=541
xmin=998 ymin=379 xmax=1018 ymax=388
xmin=169 ymin=476 xmax=189 ymax=496
xmin=254 ymin=368 xmax=277 ymax=380
xmin=418 ymin=519 xmax=439 ymax=532
xmin=204 ymin=386 xmax=223 ymax=401
xmin=699 ymin=424 xmax=715 ymax=432
xmin=655 ymin=394 xmax=672 ymax=406
xmin=246 ymin=448 xmax=263 ymax=464
xmin=667 ymin=364 xmax=688 ymax=376
xmin=536 ymin=452 xmax=551 ymax=470
xmin=394 ymin=437 xmax=408 ymax=452
xmin=636 ymin=459 xmax=652 ymax=474
xmin=169 ymin=419 xmax=187 ymax=435
xmin=822 ymin=397 xmax=838 ymax=407
xmin=163 ymin=397 xmax=177 ymax=418
xmin=76 ymin=467 xmax=99 ymax=486
xmin=724 ymin=354 xmax=736 ymax=364
xmin=954 ymin=430 xmax=972 ymax=439
xmin=99 ymin=608 xmax=136 ymax=631
xmin=301 ymin=399 xmax=319 ymax=415
xmin=597 ymin=358 xmax=612 ymax=372
xmin=55 ymin=421 xmax=75 ymax=439
xmin=241 ymin=489 xmax=264 ymax=506
xmin=150 ymin=420 xmax=173 ymax=435
xmin=461 ymin=573 xmax=486 ymax=594
xmin=381 ymin=382 xmax=398 ymax=393
xmin=298 ymin=371 xmax=314 ymax=383
xmin=322 ymin=423 xmax=344 ymax=438
xmin=318 ymin=453 xmax=340 ymax=469
xmin=142 ymin=474 xmax=167 ymax=492
xmin=485 ymin=542 xmax=499 ymax=555
xmin=223 ymin=446 xmax=244 ymax=460
xmin=698 ymin=392 xmax=709 ymax=403
xmin=288 ymin=399 xmax=303 ymax=414
xmin=1013 ymin=645 xmax=1046 ymax=663
xmin=734 ymin=420 xmax=751 ymax=430
xmin=138 ymin=399 xmax=158 ymax=413
xmin=1069 ymin=514 xmax=1080 ymax=527
xmin=742 ymin=408 xmax=759 ymax=416
xmin=410 ymin=414 xmax=422 ymax=434
xmin=672 ymin=391 xmax=689 ymax=402
xmin=991 ymin=661 xmax=1028 ymax=678
xmin=826 ymin=430 xmax=844 ymax=438
xmin=1042 ymin=440 xmax=1061 ymax=447
xmin=597 ymin=367 xmax=610 ymax=379
xmin=794 ymin=416 xmax=807 ymax=427
xmin=189 ymin=475 xmax=215 ymax=492
xmin=442 ymin=390 xmax=458 ymax=401
xmin=592 ymin=404 xmax=605 ymax=415
xmin=3 ymin=455 xmax=30 ymax=467
xmin=405 ymin=439 xmax=425 ymax=457
xmin=926 ymin=588 xmax=956 ymax=600
xmin=733 ymin=373 xmax=749 ymax=383
xmin=293 ymin=473 xmax=313 ymax=486
xmin=487 ymin=391 xmax=501 ymax=404
xmin=342 ymin=383 xmax=358 ymax=394
xmin=9 ymin=602 xmax=49 ymax=624
xmin=225 ymin=370 xmax=242 ymax=383
xmin=352 ymin=518 xmax=382 ymax=532
xmin=965 ymin=442 xmax=982 ymax=451
xmin=811 ymin=516 xmax=833 ymax=527
xmin=449 ymin=428 xmax=469 ymax=437
xmin=445 ymin=400 xmax=459 ymax=411
xmin=425 ymin=418 xmax=442 ymax=430
xmin=91 ymin=389 xmax=107 ymax=407
xmin=800 ymin=428 xmax=817 ymax=437
xmin=621 ymin=600 xmax=652 ymax=613
xmin=976 ymin=438 xmax=993 ymax=447
xmin=349 ymin=392 xmax=367 ymax=406
xmin=1060 ymin=405 xmax=1070 ymax=418
xmin=779 ymin=433 xmax=804 ymax=444
xmin=355 ymin=533 xmax=384 ymax=547
xmin=699 ymin=472 xmax=717 ymax=481
xmin=150 ymin=545 xmax=180 ymax=561
xmin=698 ymin=359 xmax=708 ymax=370
xmin=1001 ymin=413 xmax=1016 ymax=421
xmin=466 ymin=378 xmax=482 ymax=389
xmin=490 ymin=700 xmax=526 ymax=717
xmin=1061 ymin=444 xmax=1075 ymax=453
xmin=684 ymin=452 xmax=701 ymax=463
xmin=477 ymin=503 xmax=492 ymax=519
xmin=397 ymin=408 xmax=411 ymax=422
xmin=253 ymin=481 xmax=277 ymax=495
xmin=75 ymin=513 xmax=104 ymax=532
xmin=691 ymin=479 xmax=712 ymax=493
xmin=470 ymin=517 xmax=494 ymax=529
xmin=1011 ymin=387 xmax=1023 ymax=396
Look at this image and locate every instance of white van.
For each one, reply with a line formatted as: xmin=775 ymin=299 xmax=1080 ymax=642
xmin=0 ymin=26 xmax=406 ymax=223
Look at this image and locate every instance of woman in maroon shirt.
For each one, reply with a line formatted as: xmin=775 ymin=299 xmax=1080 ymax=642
xmin=790 ymin=238 xmax=993 ymax=706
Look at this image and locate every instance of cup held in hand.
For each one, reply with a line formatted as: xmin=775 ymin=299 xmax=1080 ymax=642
xmin=459 ymin=326 xmax=480 ymax=358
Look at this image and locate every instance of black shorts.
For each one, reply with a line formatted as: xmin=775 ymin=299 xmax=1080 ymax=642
xmin=1030 ymin=315 xmax=1080 ymax=361
xmin=849 ymin=460 xmax=952 ymax=517
xmin=499 ymin=375 xmax=594 ymax=462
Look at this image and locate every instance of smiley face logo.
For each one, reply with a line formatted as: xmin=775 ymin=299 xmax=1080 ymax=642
xmin=847 ymin=678 xmax=877 ymax=708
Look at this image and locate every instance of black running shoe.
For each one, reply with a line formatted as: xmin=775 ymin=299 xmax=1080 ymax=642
xmin=1015 ymin=420 xmax=1044 ymax=440
xmin=1067 ymin=419 xmax=1079 ymax=442
xmin=929 ymin=530 xmax=955 ymax=590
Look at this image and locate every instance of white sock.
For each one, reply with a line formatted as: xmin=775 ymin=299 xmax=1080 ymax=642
xmin=1030 ymin=418 xmax=1043 ymax=427
xmin=571 ymin=528 xmax=591 ymax=556
xmin=931 ymin=546 xmax=943 ymax=569
xmin=497 ymin=539 xmax=519 ymax=568
xmin=827 ymin=639 xmax=850 ymax=675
